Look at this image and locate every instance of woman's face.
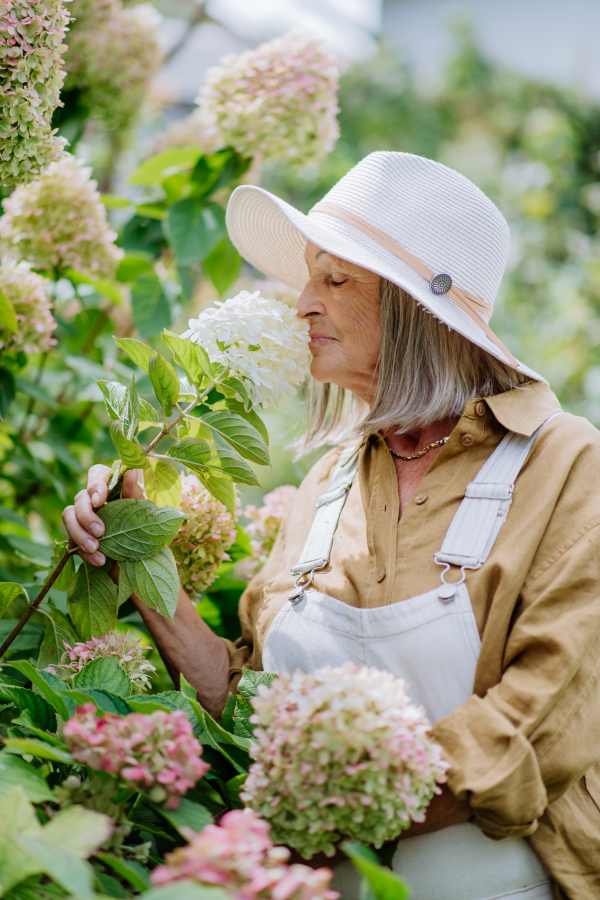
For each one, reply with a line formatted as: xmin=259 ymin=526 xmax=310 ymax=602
xmin=295 ymin=241 xmax=382 ymax=401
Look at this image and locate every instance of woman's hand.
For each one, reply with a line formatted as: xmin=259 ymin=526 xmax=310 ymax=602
xmin=62 ymin=466 xmax=145 ymax=571
xmin=61 ymin=465 xmax=230 ymax=714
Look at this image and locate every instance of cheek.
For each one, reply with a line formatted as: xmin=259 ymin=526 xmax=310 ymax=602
xmin=337 ymin=295 xmax=381 ymax=360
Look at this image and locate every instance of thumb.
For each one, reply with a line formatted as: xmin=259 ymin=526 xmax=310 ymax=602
xmin=122 ymin=468 xmax=146 ymax=499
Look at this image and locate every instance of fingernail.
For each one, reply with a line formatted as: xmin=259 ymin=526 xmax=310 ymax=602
xmin=92 ymin=553 xmax=106 ymax=567
xmin=91 ymin=492 xmax=99 ymax=507
xmin=89 ymin=522 xmax=104 ymax=537
xmin=82 ymin=538 xmax=98 ymax=553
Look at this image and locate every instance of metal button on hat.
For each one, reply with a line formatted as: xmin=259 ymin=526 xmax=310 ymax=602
xmin=376 ymin=568 xmax=386 ymax=583
xmin=429 ymin=273 xmax=453 ymax=295
xmin=415 ymin=493 xmax=428 ymax=505
xmin=475 ymin=401 xmax=486 ymax=417
xmin=461 ymin=434 xmax=475 ymax=447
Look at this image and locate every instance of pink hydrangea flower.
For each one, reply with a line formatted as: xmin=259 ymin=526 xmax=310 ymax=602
xmin=47 ymin=630 xmax=156 ymax=694
xmin=0 ymin=0 xmax=69 ymax=185
xmin=0 ymin=154 xmax=123 ymax=277
xmin=63 ymin=704 xmax=209 ymax=807
xmin=151 ymin=808 xmax=338 ymax=900
xmin=170 ymin=474 xmax=237 ymax=597
xmin=239 ymin=485 xmax=298 ymax=579
xmin=0 ymin=261 xmax=56 ymax=354
xmin=241 ymin=663 xmax=449 ymax=858
xmin=197 ymin=31 xmax=340 ymax=168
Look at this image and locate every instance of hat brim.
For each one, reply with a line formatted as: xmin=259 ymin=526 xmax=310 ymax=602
xmin=226 ymin=185 xmax=541 ymax=381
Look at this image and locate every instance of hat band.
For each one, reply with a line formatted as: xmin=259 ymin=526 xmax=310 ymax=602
xmin=310 ymin=201 xmax=518 ymax=368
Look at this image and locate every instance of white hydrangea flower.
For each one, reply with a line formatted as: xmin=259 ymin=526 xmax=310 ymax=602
xmin=181 ymin=291 xmax=310 ymax=408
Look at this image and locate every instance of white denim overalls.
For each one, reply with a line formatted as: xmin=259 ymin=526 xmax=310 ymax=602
xmin=263 ymin=423 xmax=557 ymax=900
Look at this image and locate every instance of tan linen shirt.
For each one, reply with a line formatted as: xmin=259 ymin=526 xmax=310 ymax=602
xmin=223 ymin=380 xmax=600 ymax=900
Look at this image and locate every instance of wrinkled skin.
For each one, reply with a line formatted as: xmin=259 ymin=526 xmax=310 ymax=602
xmin=62 ymin=241 xmax=469 ymax=838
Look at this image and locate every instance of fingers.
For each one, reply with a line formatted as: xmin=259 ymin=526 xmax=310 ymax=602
xmin=87 ymin=464 xmax=111 ymax=510
xmin=62 ymin=502 xmax=106 ymax=567
xmin=122 ymin=468 xmax=145 ymax=499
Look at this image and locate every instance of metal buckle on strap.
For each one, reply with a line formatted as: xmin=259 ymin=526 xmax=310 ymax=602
xmin=315 ymin=481 xmax=354 ymax=508
xmin=288 ymin=558 xmax=328 ymax=605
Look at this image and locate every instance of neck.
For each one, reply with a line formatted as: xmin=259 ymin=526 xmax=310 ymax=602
xmin=384 ymin=416 xmax=460 ymax=458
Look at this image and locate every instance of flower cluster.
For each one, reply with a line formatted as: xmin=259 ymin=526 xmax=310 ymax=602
xmin=0 ymin=261 xmax=56 ymax=353
xmin=154 ymin=106 xmax=220 ymax=156
xmin=47 ymin=631 xmax=156 ymax=694
xmin=63 ymin=704 xmax=209 ymax=807
xmin=0 ymin=154 xmax=123 ymax=277
xmin=151 ymin=808 xmax=338 ymax=900
xmin=198 ymin=31 xmax=340 ymax=168
xmin=0 ymin=0 xmax=70 ymax=185
xmin=65 ymin=0 xmax=162 ymax=134
xmin=240 ymin=485 xmax=298 ymax=579
xmin=169 ymin=474 xmax=237 ymax=596
xmin=181 ymin=291 xmax=310 ymax=408
xmin=242 ymin=663 xmax=448 ymax=858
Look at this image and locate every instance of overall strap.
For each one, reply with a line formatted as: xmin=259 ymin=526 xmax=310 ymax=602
xmin=288 ymin=441 xmax=361 ymax=602
xmin=434 ymin=412 xmax=561 ymax=599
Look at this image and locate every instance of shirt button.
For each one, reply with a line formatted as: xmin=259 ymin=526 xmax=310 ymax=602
xmin=475 ymin=401 xmax=486 ymax=417
xmin=376 ymin=568 xmax=386 ymax=583
xmin=461 ymin=434 xmax=475 ymax=447
xmin=415 ymin=493 xmax=428 ymax=505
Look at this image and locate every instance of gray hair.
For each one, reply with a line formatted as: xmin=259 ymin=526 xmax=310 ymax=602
xmin=295 ymin=278 xmax=528 ymax=456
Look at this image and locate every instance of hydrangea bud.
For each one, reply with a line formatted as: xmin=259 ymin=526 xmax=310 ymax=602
xmin=46 ymin=630 xmax=156 ymax=694
xmin=0 ymin=0 xmax=70 ymax=185
xmin=170 ymin=474 xmax=237 ymax=597
xmin=198 ymin=31 xmax=340 ymax=168
xmin=64 ymin=704 xmax=210 ymax=808
xmin=0 ymin=261 xmax=56 ymax=353
xmin=242 ymin=663 xmax=449 ymax=858
xmin=151 ymin=808 xmax=339 ymax=900
xmin=181 ymin=290 xmax=310 ymax=408
xmin=0 ymin=154 xmax=123 ymax=277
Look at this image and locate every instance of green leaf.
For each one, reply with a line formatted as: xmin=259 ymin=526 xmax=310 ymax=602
xmin=179 ymin=419 xmax=212 ymax=441
xmin=97 ymin=498 xmax=186 ymax=560
xmin=0 ymin=751 xmax=53 ymax=803
xmin=0 ymin=582 xmax=23 ymax=618
xmin=68 ymin=563 xmax=119 ymax=641
xmin=37 ymin=608 xmax=79 ymax=669
xmin=232 ymin=695 xmax=254 ymax=740
xmin=342 ymin=842 xmax=411 ymax=900
xmin=97 ymin=380 xmax=127 ymax=420
xmin=73 ymin=656 xmax=131 ymax=697
xmin=7 ymin=661 xmax=70 ymax=721
xmin=145 ymin=460 xmax=182 ymax=508
xmin=122 ymin=375 xmax=140 ymax=440
xmin=148 ymin=352 xmax=180 ymax=417
xmin=141 ymin=883 xmax=231 ymax=900
xmin=220 ymin=692 xmax=236 ymax=733
xmin=131 ymin=271 xmax=172 ymax=340
xmin=0 ymin=686 xmax=57 ymax=733
xmin=0 ymin=366 xmax=15 ymax=419
xmin=167 ymin=437 xmax=259 ymax=486
xmin=211 ymin=399 xmax=268 ymax=446
xmin=0 ymin=786 xmax=43 ymax=895
xmin=225 ymin=773 xmax=246 ymax=809
xmin=186 ymin=696 xmax=254 ymax=774
xmin=202 ymin=236 xmax=242 ymax=295
xmin=168 ymin=200 xmax=227 ymax=267
xmin=215 ymin=376 xmax=251 ymax=410
xmin=42 ymin=805 xmax=113 ymax=859
xmin=113 ymin=338 xmax=154 ymax=374
xmin=202 ymin=410 xmax=269 ymax=466
xmin=111 ymin=421 xmax=149 ymax=470
xmin=197 ymin=471 xmax=237 ymax=514
xmin=59 ymin=687 xmax=133 ymax=716
xmin=179 ymin=673 xmax=196 ymax=700
xmin=153 ymin=798 xmax=212 ymax=835
xmin=116 ymin=254 xmax=152 ymax=283
xmin=3 ymin=738 xmax=73 ymax=764
xmin=15 ymin=376 xmax=58 ymax=410
xmin=162 ymin=330 xmax=210 ymax=386
xmin=49 ymin=542 xmax=76 ymax=592
xmin=95 ymin=854 xmax=150 ymax=892
xmin=119 ymin=548 xmax=180 ymax=620
xmin=0 ymin=287 xmax=17 ymax=333
xmin=6 ymin=536 xmax=52 ymax=568
xmin=11 ymin=711 xmax=69 ymax=746
xmin=139 ymin=398 xmax=159 ymax=429
xmin=237 ymin=667 xmax=278 ymax=701
xmin=129 ymin=147 xmax=202 ymax=186
xmin=16 ymin=837 xmax=95 ymax=900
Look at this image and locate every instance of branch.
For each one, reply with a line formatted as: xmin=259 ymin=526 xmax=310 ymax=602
xmin=143 ymin=397 xmax=206 ymax=454
xmin=0 ymin=546 xmax=77 ymax=659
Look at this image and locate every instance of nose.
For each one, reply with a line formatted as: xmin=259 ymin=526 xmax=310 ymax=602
xmin=295 ymin=277 xmax=326 ymax=319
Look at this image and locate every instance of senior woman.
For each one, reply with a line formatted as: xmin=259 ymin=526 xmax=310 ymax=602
xmin=63 ymin=152 xmax=600 ymax=900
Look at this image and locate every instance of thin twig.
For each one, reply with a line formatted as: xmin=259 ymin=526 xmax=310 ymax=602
xmin=143 ymin=398 xmax=204 ymax=454
xmin=0 ymin=546 xmax=77 ymax=659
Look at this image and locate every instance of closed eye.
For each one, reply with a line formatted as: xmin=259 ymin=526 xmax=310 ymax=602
xmin=330 ymin=279 xmax=347 ymax=286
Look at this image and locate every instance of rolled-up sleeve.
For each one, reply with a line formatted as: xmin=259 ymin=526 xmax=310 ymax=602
xmin=431 ymin=516 xmax=600 ymax=838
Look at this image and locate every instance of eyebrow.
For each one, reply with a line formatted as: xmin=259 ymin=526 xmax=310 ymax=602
xmin=315 ymin=250 xmax=326 ymax=260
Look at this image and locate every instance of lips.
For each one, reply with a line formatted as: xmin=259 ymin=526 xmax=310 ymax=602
xmin=309 ymin=334 xmax=337 ymax=343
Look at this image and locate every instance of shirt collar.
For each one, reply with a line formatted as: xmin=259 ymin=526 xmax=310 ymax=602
xmin=483 ymin=380 xmax=562 ymax=437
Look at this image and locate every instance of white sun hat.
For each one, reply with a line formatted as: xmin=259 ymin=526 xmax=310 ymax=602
xmin=226 ymin=150 xmax=540 ymax=380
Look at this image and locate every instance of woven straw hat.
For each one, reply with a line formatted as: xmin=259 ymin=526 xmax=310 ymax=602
xmin=226 ymin=151 xmax=539 ymax=379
